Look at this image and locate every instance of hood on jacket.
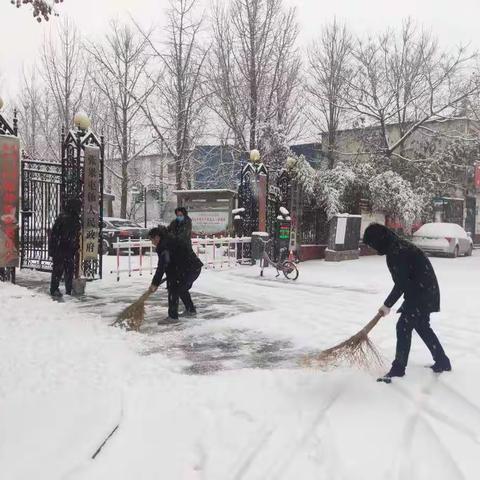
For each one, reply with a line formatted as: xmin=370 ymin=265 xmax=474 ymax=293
xmin=363 ymin=223 xmax=398 ymax=255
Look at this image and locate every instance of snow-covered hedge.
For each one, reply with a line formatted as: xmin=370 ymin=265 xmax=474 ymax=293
xmin=285 ymin=154 xmax=423 ymax=226
xmin=369 ymin=171 xmax=423 ymax=228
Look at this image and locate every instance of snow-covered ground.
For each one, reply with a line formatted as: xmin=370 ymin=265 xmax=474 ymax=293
xmin=1 ymin=253 xmax=480 ymax=479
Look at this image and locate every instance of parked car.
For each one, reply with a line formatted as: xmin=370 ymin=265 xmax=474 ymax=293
xmin=102 ymin=217 xmax=149 ymax=255
xmin=412 ymin=223 xmax=473 ymax=258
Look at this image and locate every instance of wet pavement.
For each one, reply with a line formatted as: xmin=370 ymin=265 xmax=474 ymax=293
xmin=15 ymin=271 xmax=309 ymax=374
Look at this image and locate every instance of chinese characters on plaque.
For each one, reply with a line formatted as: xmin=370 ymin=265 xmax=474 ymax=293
xmin=82 ymin=146 xmax=100 ymax=260
xmin=0 ymin=135 xmax=20 ymax=268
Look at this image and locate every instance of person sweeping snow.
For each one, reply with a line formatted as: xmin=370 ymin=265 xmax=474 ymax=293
xmin=363 ymin=223 xmax=451 ymax=383
xmin=148 ymin=226 xmax=203 ymax=324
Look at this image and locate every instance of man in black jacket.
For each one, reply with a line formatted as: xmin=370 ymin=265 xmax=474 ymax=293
xmin=49 ymin=199 xmax=82 ymax=297
xmin=363 ymin=223 xmax=451 ymax=381
xmin=148 ymin=226 xmax=203 ymax=323
xmin=168 ymin=207 xmax=193 ymax=248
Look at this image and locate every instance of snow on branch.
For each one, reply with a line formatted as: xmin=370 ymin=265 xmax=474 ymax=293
xmin=369 ymin=171 xmax=423 ymax=228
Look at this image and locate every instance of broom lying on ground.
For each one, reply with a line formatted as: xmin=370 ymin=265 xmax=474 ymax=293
xmin=303 ymin=313 xmax=383 ymax=368
xmin=111 ymin=290 xmax=152 ymax=331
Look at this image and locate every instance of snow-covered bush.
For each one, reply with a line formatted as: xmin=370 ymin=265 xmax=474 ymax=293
xmin=369 ymin=171 xmax=423 ymax=227
xmin=317 ymin=163 xmax=356 ymax=219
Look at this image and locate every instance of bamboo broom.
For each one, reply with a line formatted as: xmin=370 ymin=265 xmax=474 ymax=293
xmin=111 ymin=290 xmax=152 ymax=331
xmin=303 ymin=313 xmax=383 ymax=368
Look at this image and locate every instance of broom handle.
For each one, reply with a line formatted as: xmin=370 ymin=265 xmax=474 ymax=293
xmin=320 ymin=312 xmax=383 ymax=354
xmin=360 ymin=312 xmax=383 ymax=336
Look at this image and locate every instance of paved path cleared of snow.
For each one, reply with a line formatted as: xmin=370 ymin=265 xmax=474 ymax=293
xmin=2 ymin=253 xmax=480 ymax=479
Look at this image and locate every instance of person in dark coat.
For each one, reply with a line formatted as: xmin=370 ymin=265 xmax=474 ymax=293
xmin=168 ymin=207 xmax=192 ymax=247
xmin=148 ymin=226 xmax=203 ymax=323
xmin=363 ymin=223 xmax=451 ymax=380
xmin=49 ymin=199 xmax=82 ymax=297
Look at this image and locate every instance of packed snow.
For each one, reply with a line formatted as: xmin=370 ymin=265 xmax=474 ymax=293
xmin=1 ymin=253 xmax=480 ymax=479
xmin=414 ymin=223 xmax=470 ymax=239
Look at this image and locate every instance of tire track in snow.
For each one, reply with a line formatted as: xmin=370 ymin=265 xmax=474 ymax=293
xmin=391 ymin=377 xmax=467 ymax=480
xmin=394 ymin=379 xmax=480 ymax=444
xmin=229 ymin=376 xmax=349 ymax=480
xmin=270 ymin=378 xmax=349 ymax=480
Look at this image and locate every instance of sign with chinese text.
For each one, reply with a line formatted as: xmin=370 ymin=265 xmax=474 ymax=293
xmin=0 ymin=135 xmax=20 ymax=268
xmin=190 ymin=211 xmax=229 ymax=235
xmin=82 ymin=146 xmax=100 ymax=260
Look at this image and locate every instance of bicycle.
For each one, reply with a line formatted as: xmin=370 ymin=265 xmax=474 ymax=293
xmin=258 ymin=238 xmax=299 ymax=280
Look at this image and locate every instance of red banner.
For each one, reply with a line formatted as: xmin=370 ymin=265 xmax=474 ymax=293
xmin=475 ymin=162 xmax=480 ymax=190
xmin=0 ymin=135 xmax=20 ymax=268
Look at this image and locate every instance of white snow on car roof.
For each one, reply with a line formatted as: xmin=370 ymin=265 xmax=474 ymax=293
xmin=414 ymin=222 xmax=466 ymax=238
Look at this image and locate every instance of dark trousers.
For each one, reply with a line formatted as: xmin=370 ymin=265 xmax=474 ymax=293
xmin=167 ymin=268 xmax=201 ymax=319
xmin=50 ymin=255 xmax=74 ymax=295
xmin=393 ymin=311 xmax=449 ymax=372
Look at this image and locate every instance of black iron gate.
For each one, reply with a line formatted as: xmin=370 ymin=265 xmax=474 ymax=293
xmin=20 ymin=160 xmax=62 ymax=271
xmin=20 ymin=127 xmax=104 ymax=277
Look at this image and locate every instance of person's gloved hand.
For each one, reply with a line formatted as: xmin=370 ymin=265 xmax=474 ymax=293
xmin=378 ymin=305 xmax=391 ymax=317
xmin=149 ymin=284 xmax=158 ymax=294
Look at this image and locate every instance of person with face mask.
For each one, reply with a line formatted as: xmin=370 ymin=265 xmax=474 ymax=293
xmin=363 ymin=223 xmax=451 ymax=383
xmin=168 ymin=207 xmax=192 ymax=248
xmin=49 ymin=199 xmax=82 ymax=297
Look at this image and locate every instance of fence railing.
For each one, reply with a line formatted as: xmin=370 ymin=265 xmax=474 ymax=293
xmin=192 ymin=236 xmax=252 ymax=269
xmin=110 ymin=236 xmax=252 ymax=281
xmin=111 ymin=239 xmax=154 ymax=282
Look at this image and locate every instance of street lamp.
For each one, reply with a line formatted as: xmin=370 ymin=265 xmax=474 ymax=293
xmin=250 ymin=149 xmax=261 ymax=163
xmin=73 ymin=111 xmax=91 ymax=131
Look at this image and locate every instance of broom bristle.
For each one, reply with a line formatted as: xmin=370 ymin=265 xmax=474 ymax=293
xmin=112 ymin=291 xmax=151 ymax=331
xmin=302 ymin=314 xmax=384 ymax=369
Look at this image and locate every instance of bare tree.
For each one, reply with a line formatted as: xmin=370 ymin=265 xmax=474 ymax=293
xmin=40 ymin=17 xmax=88 ymax=131
xmin=17 ymin=65 xmax=63 ymax=161
xmin=208 ymin=0 xmax=301 ymax=153
xmin=345 ymin=19 xmax=478 ymax=160
xmin=306 ymin=19 xmax=352 ymax=168
xmin=86 ymin=21 xmax=153 ymax=218
xmin=132 ymin=0 xmax=209 ymax=190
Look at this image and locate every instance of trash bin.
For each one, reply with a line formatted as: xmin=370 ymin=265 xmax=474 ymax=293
xmin=251 ymin=232 xmax=270 ymax=262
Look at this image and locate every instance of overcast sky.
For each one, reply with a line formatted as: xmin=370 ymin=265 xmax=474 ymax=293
xmin=1 ymin=0 xmax=479 ymax=102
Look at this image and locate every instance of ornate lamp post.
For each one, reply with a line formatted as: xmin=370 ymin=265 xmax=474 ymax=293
xmin=61 ymin=111 xmax=104 ymax=281
xmin=239 ymin=149 xmax=268 ymax=235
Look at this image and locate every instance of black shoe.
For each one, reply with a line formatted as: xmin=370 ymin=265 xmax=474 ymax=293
xmin=182 ymin=309 xmax=197 ymax=317
xmin=50 ymin=289 xmax=63 ymax=298
xmin=430 ymin=358 xmax=452 ymax=373
xmin=377 ymin=362 xmax=405 ymax=383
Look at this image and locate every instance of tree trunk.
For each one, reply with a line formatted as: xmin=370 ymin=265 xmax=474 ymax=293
xmin=120 ymin=162 xmax=128 ymax=218
xmin=248 ymin=11 xmax=257 ymax=151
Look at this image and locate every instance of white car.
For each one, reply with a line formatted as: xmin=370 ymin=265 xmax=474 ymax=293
xmin=412 ymin=223 xmax=473 ymax=258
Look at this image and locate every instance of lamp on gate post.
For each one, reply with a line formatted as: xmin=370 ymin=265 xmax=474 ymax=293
xmin=73 ymin=111 xmax=91 ymax=132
